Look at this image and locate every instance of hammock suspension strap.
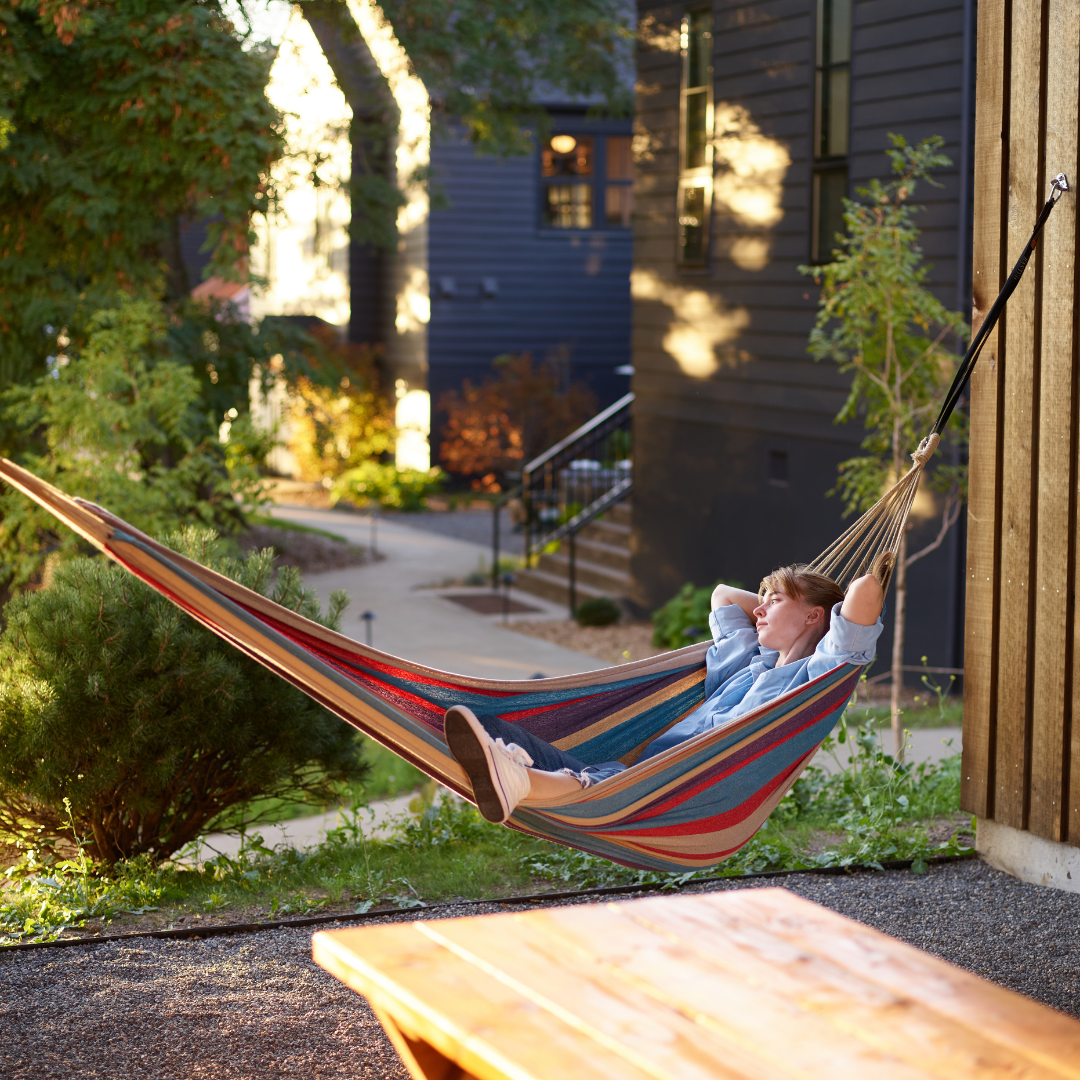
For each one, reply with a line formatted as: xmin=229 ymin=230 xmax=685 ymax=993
xmin=807 ymin=173 xmax=1070 ymax=592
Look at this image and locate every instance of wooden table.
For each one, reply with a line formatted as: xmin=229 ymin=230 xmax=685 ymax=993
xmin=312 ymin=888 xmax=1080 ymax=1080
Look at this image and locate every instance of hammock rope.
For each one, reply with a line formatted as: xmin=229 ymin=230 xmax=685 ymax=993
xmin=0 ymin=176 xmax=1067 ymax=872
xmin=807 ymin=172 xmax=1069 ymax=591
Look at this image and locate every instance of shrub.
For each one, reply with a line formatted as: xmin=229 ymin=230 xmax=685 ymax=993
xmin=0 ymin=529 xmax=368 ymax=866
xmin=575 ymin=596 xmax=621 ymax=627
xmin=651 ymin=580 xmax=741 ymax=650
xmin=331 ymin=461 xmax=445 ymax=511
xmin=437 ymin=352 xmax=597 ymax=492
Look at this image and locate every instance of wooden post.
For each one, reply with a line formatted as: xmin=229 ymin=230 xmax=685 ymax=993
xmin=963 ymin=0 xmax=1080 ymax=859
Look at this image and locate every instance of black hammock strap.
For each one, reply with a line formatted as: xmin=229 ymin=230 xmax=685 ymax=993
xmin=932 ymin=171 xmax=1070 ymax=437
xmin=808 ymin=172 xmax=1070 ymax=592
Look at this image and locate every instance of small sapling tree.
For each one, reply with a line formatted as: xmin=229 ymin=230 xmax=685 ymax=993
xmin=800 ymin=135 xmax=969 ymax=758
xmin=0 ymin=529 xmax=368 ymax=866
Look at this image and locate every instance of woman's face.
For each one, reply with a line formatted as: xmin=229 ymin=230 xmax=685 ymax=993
xmin=753 ymin=588 xmax=823 ymax=654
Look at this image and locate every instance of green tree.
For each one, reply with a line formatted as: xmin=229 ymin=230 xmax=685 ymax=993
xmin=800 ymin=135 xmax=969 ymax=758
xmin=0 ymin=296 xmax=268 ymax=591
xmin=0 ymin=0 xmax=286 ymax=387
xmin=0 ymin=528 xmax=366 ymax=866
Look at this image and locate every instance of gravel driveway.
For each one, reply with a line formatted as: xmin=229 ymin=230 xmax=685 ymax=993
xmin=2 ymin=859 xmax=1078 ymax=1079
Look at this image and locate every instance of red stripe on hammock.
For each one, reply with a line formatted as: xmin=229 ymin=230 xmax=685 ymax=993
xmin=618 ymin=679 xmax=853 ymax=826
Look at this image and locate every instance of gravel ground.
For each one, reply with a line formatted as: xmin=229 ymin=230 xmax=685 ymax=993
xmin=2 ymin=859 xmax=1078 ymax=1078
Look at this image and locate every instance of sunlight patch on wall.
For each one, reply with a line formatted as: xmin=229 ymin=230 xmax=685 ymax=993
xmin=712 ymin=104 xmax=791 ymax=273
xmin=396 ymin=266 xmax=431 ymax=335
xmin=631 ymin=269 xmax=749 ymax=379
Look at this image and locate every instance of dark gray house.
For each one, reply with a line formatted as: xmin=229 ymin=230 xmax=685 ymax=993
xmin=630 ymin=0 xmax=976 ymax=676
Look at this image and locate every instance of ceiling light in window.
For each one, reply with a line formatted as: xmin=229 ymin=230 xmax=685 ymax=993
xmin=550 ymin=135 xmax=577 ymax=154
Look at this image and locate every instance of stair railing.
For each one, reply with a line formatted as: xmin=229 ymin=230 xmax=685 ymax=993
xmin=491 ymin=392 xmax=634 ymax=605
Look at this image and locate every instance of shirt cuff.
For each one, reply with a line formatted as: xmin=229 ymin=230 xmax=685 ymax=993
xmin=827 ymin=603 xmax=883 ymax=652
xmin=709 ymin=603 xmax=754 ymax=640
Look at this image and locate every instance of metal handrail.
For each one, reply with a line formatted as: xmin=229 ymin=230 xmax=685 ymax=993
xmin=522 ymin=392 xmax=634 ymax=475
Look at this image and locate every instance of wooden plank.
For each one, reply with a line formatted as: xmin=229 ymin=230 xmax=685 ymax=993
xmin=315 ymin=892 xmax=1080 ymax=1080
xmin=1030 ymin=0 xmax=1080 ymax=841
xmin=993 ymin=0 xmax=1045 ymax=829
xmin=439 ymin=900 xmax=1075 ymax=1080
xmin=961 ymin=0 xmax=1008 ymax=818
xmin=313 ymin=924 xmax=720 ymax=1080
xmin=429 ymin=912 xmax=939 ymax=1080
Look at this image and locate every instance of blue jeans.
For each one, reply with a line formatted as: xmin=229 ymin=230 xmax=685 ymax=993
xmin=475 ymin=714 xmax=628 ymax=785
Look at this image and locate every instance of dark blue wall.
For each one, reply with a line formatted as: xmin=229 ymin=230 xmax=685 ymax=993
xmin=427 ymin=111 xmax=634 ymax=429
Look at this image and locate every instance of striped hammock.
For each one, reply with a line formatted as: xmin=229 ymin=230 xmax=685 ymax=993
xmin=0 ymin=460 xmax=862 ymax=872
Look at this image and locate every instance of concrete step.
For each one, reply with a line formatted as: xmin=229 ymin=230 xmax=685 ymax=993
xmin=513 ymin=567 xmax=611 ymax=608
xmin=605 ymin=501 xmax=631 ymax=528
xmin=570 ymin=535 xmax=631 ymax=573
xmin=536 ymin=551 xmax=632 ymax=594
xmin=579 ymin=516 xmax=631 ymax=549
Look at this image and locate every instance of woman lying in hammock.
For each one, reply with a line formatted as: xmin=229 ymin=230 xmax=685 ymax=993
xmin=445 ymin=564 xmax=885 ymax=823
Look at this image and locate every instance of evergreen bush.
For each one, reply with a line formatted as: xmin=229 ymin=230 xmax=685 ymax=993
xmin=651 ymin=580 xmax=741 ymax=650
xmin=575 ymin=596 xmax=621 ymax=627
xmin=0 ymin=529 xmax=368 ymax=866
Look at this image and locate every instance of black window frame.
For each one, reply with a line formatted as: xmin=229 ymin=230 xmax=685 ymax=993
xmin=677 ymin=8 xmax=714 ymax=269
xmin=538 ymin=132 xmax=634 ymax=233
xmin=810 ymin=0 xmax=852 ymax=264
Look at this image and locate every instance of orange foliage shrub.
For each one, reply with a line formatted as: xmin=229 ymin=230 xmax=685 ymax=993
xmin=438 ymin=353 xmax=597 ymax=492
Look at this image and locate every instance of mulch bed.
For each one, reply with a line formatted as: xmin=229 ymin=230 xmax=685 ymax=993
xmin=237 ymin=525 xmax=376 ymax=575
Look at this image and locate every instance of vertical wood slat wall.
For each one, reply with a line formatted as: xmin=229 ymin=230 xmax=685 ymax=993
xmin=961 ymin=0 xmax=1080 ymax=845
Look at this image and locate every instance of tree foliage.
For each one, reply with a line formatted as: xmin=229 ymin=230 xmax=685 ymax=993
xmin=0 ymin=0 xmax=286 ymax=386
xmin=799 ymin=135 xmax=970 ymax=755
xmin=0 ymin=296 xmax=269 ymax=590
xmin=437 ymin=353 xmax=597 ymax=491
xmin=0 ymin=528 xmax=367 ymax=866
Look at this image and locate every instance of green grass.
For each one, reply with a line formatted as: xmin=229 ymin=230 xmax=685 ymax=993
xmin=0 ymin=715 xmax=969 ymax=945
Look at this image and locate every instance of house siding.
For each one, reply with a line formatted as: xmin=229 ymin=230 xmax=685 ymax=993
xmin=426 ymin=113 xmax=635 ymax=437
xmin=631 ymin=0 xmax=975 ymax=677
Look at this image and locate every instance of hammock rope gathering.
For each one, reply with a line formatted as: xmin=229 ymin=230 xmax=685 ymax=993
xmin=0 ymin=177 xmax=1067 ymax=872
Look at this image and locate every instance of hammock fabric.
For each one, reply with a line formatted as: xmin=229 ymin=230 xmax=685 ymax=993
xmin=1 ymin=178 xmax=1066 ymax=871
xmin=0 ymin=460 xmax=861 ymax=872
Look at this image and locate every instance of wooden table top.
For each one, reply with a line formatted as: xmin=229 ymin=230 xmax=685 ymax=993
xmin=313 ymin=887 xmax=1080 ymax=1080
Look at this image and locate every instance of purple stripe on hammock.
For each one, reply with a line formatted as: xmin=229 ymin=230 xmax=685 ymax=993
xmin=614 ymin=668 xmax=859 ymax=822
xmin=501 ymin=666 xmax=702 ymax=743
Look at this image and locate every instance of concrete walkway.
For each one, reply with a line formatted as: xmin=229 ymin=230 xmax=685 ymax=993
xmin=267 ymin=504 xmax=605 ymax=681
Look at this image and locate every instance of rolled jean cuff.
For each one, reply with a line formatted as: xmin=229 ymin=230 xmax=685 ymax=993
xmin=579 ymin=761 xmax=627 ymax=787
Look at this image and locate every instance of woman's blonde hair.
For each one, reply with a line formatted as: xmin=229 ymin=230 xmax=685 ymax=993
xmin=758 ymin=565 xmax=845 ymax=630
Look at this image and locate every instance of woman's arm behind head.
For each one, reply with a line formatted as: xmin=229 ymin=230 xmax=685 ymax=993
xmin=841 ymin=574 xmax=885 ymax=626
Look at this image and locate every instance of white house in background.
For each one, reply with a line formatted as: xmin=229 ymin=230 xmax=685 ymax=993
xmin=246 ymin=2 xmax=431 ymax=473
xmin=249 ymin=9 xmax=352 ymax=329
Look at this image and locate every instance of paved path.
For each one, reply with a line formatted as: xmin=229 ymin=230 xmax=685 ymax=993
xmin=268 ymin=504 xmax=605 ymax=681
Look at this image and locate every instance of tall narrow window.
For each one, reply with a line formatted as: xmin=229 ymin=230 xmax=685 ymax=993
xmin=810 ymin=0 xmax=851 ymax=262
xmin=677 ymin=10 xmax=713 ymax=267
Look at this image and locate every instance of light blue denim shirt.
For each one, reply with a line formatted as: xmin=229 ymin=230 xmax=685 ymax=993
xmin=639 ymin=602 xmax=883 ymax=760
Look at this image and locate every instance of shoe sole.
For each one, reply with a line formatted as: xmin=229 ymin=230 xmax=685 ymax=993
xmin=444 ymin=706 xmax=511 ymax=823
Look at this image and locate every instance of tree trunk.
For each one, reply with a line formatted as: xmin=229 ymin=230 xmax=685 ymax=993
xmin=891 ymin=529 xmax=908 ymax=760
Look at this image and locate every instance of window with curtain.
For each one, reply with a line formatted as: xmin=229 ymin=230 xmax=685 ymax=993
xmin=677 ymin=9 xmax=713 ymax=267
xmin=810 ymin=0 xmax=851 ymax=262
xmin=540 ymin=134 xmax=634 ymax=231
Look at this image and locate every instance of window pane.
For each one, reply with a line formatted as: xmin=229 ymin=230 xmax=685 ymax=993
xmin=812 ymin=169 xmax=848 ymax=261
xmin=678 ymin=184 xmax=707 ymax=264
xmin=828 ymin=0 xmax=852 ymax=65
xmin=605 ymin=185 xmax=633 ymax=227
xmin=827 ymin=68 xmax=850 ymax=156
xmin=541 ymin=136 xmax=593 ymax=178
xmin=686 ymin=11 xmax=712 ymax=89
xmin=544 ymin=184 xmax=593 ymax=229
xmin=607 ymin=136 xmax=633 ymax=181
xmin=685 ymin=90 xmax=709 ymax=169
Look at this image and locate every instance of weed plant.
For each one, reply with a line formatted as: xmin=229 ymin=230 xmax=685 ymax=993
xmin=0 ymin=712 xmax=969 ymax=946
